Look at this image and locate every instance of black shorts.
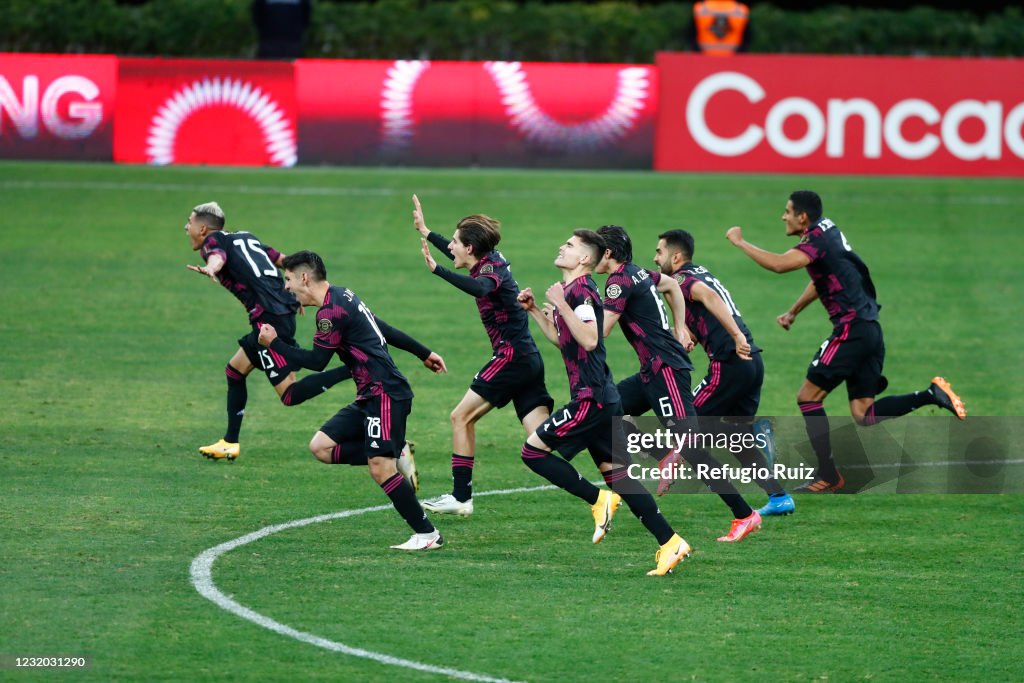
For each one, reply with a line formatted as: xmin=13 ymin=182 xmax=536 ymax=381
xmin=238 ymin=312 xmax=297 ymax=387
xmin=470 ymin=349 xmax=554 ymax=421
xmin=536 ymin=398 xmax=625 ymax=466
xmin=806 ymin=320 xmax=887 ymax=400
xmin=617 ymin=365 xmax=697 ymax=428
xmin=692 ymin=352 xmax=764 ymax=418
xmin=319 ymin=394 xmax=411 ymax=458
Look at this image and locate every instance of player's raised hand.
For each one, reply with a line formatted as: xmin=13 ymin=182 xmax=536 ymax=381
xmin=412 ymin=194 xmax=430 ymax=237
xmin=186 ymin=264 xmax=216 ymax=280
xmin=517 ymin=287 xmax=536 ymax=311
xmin=544 ymin=282 xmax=566 ymax=308
xmin=258 ymin=323 xmax=278 ymax=347
xmin=776 ymin=311 xmax=796 ymax=331
xmin=423 ymin=351 xmax=447 ymax=374
xmin=420 ymin=238 xmax=437 ymax=272
xmin=726 ymin=226 xmax=744 ymax=245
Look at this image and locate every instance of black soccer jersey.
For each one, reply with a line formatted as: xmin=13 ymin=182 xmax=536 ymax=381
xmin=312 ymin=286 xmax=413 ymax=401
xmin=671 ymin=263 xmax=760 ymax=361
xmin=794 ymin=218 xmax=880 ymax=327
xmin=200 ymin=230 xmax=298 ymax=321
xmin=603 ymin=263 xmax=693 ymax=376
xmin=553 ymin=275 xmax=618 ymax=403
xmin=431 ymin=243 xmax=539 ymax=356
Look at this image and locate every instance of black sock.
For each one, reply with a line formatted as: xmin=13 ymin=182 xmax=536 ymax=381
xmin=733 ymin=447 xmax=785 ymax=496
xmin=604 ymin=467 xmax=675 ymax=545
xmin=799 ymin=401 xmax=838 ymax=481
xmin=863 ymin=391 xmax=932 ymax=425
xmin=330 ymin=441 xmax=368 ymax=465
xmin=281 ymin=366 xmax=351 ymax=406
xmin=521 ymin=443 xmax=599 ymax=505
xmin=451 ymin=454 xmax=475 ymax=502
xmin=224 ymin=365 xmax=247 ymax=443
xmin=381 ymin=473 xmax=433 ymax=534
xmin=683 ymin=447 xmax=754 ymax=519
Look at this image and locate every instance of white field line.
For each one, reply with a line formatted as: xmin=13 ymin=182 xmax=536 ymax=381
xmin=3 ymin=177 xmax=1023 ymax=205
xmin=190 ymin=484 xmax=566 ymax=683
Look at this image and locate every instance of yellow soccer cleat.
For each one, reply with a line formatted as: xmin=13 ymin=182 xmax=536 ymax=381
xmin=199 ymin=439 xmax=239 ymax=461
xmin=591 ymin=489 xmax=622 ymax=544
xmin=646 ymin=533 xmax=692 ymax=576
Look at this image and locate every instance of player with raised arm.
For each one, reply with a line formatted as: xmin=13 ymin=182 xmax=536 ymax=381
xmin=727 ymin=191 xmax=966 ymax=492
xmin=517 ymin=229 xmax=691 ymax=576
xmin=596 ymin=225 xmax=762 ymax=542
xmin=411 ymin=195 xmax=553 ymax=515
xmin=654 ymin=229 xmax=794 ymax=517
xmin=257 ymin=251 xmax=447 ymax=550
xmin=184 ymin=201 xmax=352 ymax=462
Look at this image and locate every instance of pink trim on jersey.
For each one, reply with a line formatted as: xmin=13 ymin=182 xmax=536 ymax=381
xmin=693 ymin=361 xmax=721 ymax=409
xmin=662 ymin=366 xmax=688 ymax=417
xmin=380 ymin=393 xmax=392 ymax=440
xmin=480 ymin=346 xmax=514 ymax=381
xmin=381 ymin=474 xmax=405 ymax=495
xmin=269 ymin=348 xmax=287 ymax=369
xmin=555 ymin=400 xmax=591 ymax=437
xmin=821 ymin=324 xmax=850 ymax=366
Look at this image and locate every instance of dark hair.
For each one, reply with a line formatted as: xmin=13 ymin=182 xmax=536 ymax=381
xmin=597 ymin=225 xmax=632 ymax=263
xmin=573 ymin=228 xmax=606 ymax=266
xmin=280 ymin=250 xmax=327 ymax=281
xmin=455 ymin=214 xmax=501 ymax=256
xmin=790 ymin=190 xmax=823 ymax=224
xmin=658 ymin=229 xmax=695 ymax=260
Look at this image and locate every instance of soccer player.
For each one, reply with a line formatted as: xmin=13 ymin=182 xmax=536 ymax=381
xmin=595 ymin=225 xmax=763 ymax=542
xmin=726 ymin=191 xmax=967 ymax=492
xmin=257 ymin=251 xmax=446 ymax=550
xmin=411 ymin=195 xmax=553 ymax=515
xmin=653 ymin=229 xmax=794 ymax=517
xmin=517 ymin=229 xmax=691 ymax=576
xmin=184 ymin=201 xmax=352 ymax=462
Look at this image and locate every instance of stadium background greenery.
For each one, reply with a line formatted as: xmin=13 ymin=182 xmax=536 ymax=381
xmin=1 ymin=0 xmax=1022 ymax=60
xmin=1 ymin=162 xmax=1022 ymax=680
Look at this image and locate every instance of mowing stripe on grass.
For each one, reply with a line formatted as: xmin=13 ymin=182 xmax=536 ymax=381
xmin=190 ymin=484 xmax=569 ymax=683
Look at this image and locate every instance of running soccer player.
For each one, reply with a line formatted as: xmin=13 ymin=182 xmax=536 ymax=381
xmin=411 ymin=195 xmax=553 ymax=515
xmin=727 ymin=191 xmax=966 ymax=492
xmin=257 ymin=251 xmax=446 ymax=550
xmin=654 ymin=229 xmax=794 ymax=516
xmin=595 ymin=225 xmax=762 ymax=542
xmin=184 ymin=201 xmax=352 ymax=462
xmin=517 ymin=229 xmax=691 ymax=576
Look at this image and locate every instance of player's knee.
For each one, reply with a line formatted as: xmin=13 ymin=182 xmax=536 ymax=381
xmin=225 ymin=364 xmax=246 ymax=385
xmin=521 ymin=442 xmax=547 ymax=467
xmin=308 ymin=438 xmax=330 ymax=463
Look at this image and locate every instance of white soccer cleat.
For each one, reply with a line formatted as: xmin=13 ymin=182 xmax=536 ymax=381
xmin=421 ymin=493 xmax=474 ymax=516
xmin=390 ymin=530 xmax=445 ymax=551
xmin=397 ymin=440 xmax=419 ymax=493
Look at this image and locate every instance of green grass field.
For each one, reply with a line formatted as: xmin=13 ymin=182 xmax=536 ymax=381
xmin=2 ymin=161 xmax=1022 ymax=681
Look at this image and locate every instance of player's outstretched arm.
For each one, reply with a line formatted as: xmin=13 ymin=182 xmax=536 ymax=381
xmin=726 ymin=226 xmax=810 ymax=273
xmin=431 ymin=260 xmax=499 ymax=298
xmin=373 ymin=315 xmax=447 ymax=374
xmin=778 ymin=281 xmax=819 ymax=330
xmin=186 ymin=253 xmax=225 ymax=280
xmin=259 ymin=324 xmax=334 ymax=371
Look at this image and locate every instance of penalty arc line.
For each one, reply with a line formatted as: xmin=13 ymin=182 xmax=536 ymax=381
xmin=190 ymin=483 xmax=567 ymax=683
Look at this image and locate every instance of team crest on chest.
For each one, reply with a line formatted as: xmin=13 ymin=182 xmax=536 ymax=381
xmin=606 ymin=284 xmax=622 ymax=299
xmin=317 ymin=318 xmax=333 ymax=333
xmin=674 ymin=274 xmax=685 ymax=285
xmin=480 ymin=264 xmax=494 ymax=274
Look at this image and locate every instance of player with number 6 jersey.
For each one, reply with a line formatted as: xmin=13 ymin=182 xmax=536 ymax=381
xmin=184 ymin=201 xmax=352 ymax=462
